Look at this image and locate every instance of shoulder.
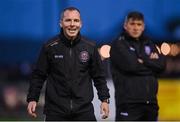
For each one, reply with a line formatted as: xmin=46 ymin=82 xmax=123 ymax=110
xmin=143 ymin=37 xmax=155 ymax=46
xmin=81 ymin=36 xmax=96 ymax=47
xmin=111 ymin=35 xmax=126 ymax=47
xmin=44 ymin=35 xmax=60 ymax=48
xmin=117 ymin=35 xmax=126 ymax=42
xmin=141 ymin=34 xmax=153 ymax=44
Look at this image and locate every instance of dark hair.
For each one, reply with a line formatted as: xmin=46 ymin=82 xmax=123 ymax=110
xmin=60 ymin=7 xmax=81 ymax=20
xmin=125 ymin=11 xmax=144 ymax=22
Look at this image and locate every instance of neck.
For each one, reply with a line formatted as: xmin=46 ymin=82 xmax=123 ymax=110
xmin=68 ymin=36 xmax=76 ymax=41
xmin=65 ymin=34 xmax=78 ymax=41
xmin=64 ymin=33 xmax=76 ymax=41
xmin=134 ymin=38 xmax=140 ymax=41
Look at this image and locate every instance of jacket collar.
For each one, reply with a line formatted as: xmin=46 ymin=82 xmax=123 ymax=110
xmin=59 ymin=30 xmax=81 ymax=47
xmin=121 ymin=31 xmax=148 ymax=43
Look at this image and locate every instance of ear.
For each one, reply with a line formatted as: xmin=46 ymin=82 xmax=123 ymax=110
xmin=80 ymin=20 xmax=82 ymax=28
xmin=59 ymin=21 xmax=62 ymax=28
xmin=123 ymin=22 xmax=127 ymax=30
xmin=142 ymin=23 xmax=145 ymax=31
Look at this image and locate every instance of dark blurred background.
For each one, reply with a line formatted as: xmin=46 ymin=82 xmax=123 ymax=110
xmin=0 ymin=0 xmax=180 ymax=121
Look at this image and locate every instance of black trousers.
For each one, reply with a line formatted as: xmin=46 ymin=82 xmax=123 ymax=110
xmin=45 ymin=110 xmax=96 ymax=121
xmin=116 ymin=103 xmax=159 ymax=121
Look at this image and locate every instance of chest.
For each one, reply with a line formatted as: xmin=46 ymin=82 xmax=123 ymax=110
xmin=47 ymin=44 xmax=92 ymax=69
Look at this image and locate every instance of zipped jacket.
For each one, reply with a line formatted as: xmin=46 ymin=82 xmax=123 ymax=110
xmin=27 ymin=31 xmax=110 ymax=115
xmin=110 ymin=32 xmax=166 ymax=105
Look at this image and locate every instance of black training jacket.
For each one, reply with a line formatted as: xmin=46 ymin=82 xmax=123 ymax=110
xmin=27 ymin=31 xmax=110 ymax=115
xmin=110 ymin=32 xmax=166 ymax=105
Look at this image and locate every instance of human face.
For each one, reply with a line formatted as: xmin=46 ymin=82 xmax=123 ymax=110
xmin=124 ymin=18 xmax=145 ymax=39
xmin=60 ymin=10 xmax=82 ymax=40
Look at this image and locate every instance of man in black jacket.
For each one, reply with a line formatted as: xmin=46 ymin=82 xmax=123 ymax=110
xmin=27 ymin=7 xmax=110 ymax=121
xmin=110 ymin=11 xmax=166 ymax=121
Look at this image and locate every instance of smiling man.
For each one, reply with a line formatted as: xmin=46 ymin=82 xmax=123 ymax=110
xmin=27 ymin=7 xmax=110 ymax=121
xmin=60 ymin=8 xmax=82 ymax=40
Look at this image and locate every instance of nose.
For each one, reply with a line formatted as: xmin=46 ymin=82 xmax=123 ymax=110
xmin=70 ymin=20 xmax=75 ymax=26
xmin=133 ymin=24 xmax=139 ymax=30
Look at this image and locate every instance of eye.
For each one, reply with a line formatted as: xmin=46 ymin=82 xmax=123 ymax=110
xmin=130 ymin=22 xmax=135 ymax=25
xmin=137 ymin=23 xmax=142 ymax=26
xmin=64 ymin=19 xmax=71 ymax=22
xmin=74 ymin=19 xmax=80 ymax=22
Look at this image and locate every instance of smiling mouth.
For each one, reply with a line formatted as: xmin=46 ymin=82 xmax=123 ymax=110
xmin=68 ymin=29 xmax=77 ymax=33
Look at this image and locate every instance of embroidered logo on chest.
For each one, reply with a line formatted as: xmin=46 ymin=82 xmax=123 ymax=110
xmin=79 ymin=51 xmax=89 ymax=62
xmin=144 ymin=46 xmax=151 ymax=55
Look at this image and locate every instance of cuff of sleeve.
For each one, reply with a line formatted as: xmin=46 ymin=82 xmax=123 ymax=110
xmin=27 ymin=98 xmax=38 ymax=103
xmin=101 ymin=98 xmax=110 ymax=104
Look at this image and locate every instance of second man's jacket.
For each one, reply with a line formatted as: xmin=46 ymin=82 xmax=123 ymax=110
xmin=110 ymin=32 xmax=166 ymax=105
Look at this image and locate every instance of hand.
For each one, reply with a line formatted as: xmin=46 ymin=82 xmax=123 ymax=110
xmin=150 ymin=52 xmax=159 ymax=59
xmin=100 ymin=102 xmax=109 ymax=119
xmin=27 ymin=101 xmax=37 ymax=118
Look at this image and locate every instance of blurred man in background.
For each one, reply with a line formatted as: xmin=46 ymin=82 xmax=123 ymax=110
xmin=110 ymin=11 xmax=166 ymax=121
xmin=27 ymin=7 xmax=110 ymax=121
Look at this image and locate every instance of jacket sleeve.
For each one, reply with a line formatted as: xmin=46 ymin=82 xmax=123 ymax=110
xmin=141 ymin=43 xmax=166 ymax=74
xmin=89 ymin=45 xmax=110 ymax=101
xmin=27 ymin=44 xmax=49 ymax=102
xmin=110 ymin=39 xmax=151 ymax=75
